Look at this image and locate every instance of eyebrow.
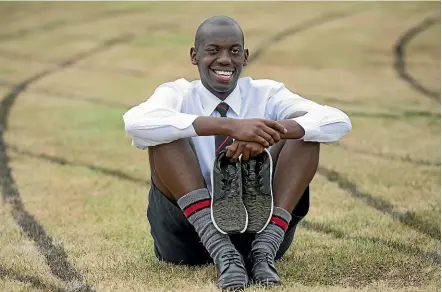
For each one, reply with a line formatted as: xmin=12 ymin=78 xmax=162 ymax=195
xmin=204 ymin=43 xmax=242 ymax=48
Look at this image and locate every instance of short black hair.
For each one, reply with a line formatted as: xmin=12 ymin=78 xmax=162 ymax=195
xmin=194 ymin=16 xmax=244 ymax=49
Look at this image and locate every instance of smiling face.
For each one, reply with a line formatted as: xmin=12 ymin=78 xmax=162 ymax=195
xmin=190 ymin=21 xmax=249 ymax=100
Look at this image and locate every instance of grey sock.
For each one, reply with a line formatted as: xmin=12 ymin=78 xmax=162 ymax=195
xmin=250 ymin=207 xmax=292 ymax=258
xmin=177 ymin=188 xmax=237 ymax=260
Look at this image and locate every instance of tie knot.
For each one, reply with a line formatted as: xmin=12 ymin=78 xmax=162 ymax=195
xmin=215 ymin=102 xmax=229 ymax=117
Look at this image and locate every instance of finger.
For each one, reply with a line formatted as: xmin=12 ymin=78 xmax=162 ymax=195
xmin=225 ymin=143 xmax=238 ymax=157
xmin=262 ymin=126 xmax=281 ymax=143
xmin=232 ymin=143 xmax=245 ymax=161
xmin=257 ymin=129 xmax=274 ymax=145
xmin=251 ymin=146 xmax=264 ymax=158
xmin=254 ymin=136 xmax=269 ymax=147
xmin=264 ymin=120 xmax=287 ymax=134
xmin=242 ymin=147 xmax=251 ymax=161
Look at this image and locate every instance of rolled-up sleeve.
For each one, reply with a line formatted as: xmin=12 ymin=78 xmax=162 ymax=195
xmin=267 ymin=84 xmax=352 ymax=143
xmin=123 ymin=82 xmax=199 ymax=149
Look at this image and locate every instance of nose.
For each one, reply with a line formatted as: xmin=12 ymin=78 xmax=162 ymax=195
xmin=217 ymin=49 xmax=232 ymax=66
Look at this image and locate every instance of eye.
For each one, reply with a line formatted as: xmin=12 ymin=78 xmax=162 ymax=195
xmin=231 ymin=48 xmax=240 ymax=54
xmin=206 ymin=48 xmax=218 ymax=54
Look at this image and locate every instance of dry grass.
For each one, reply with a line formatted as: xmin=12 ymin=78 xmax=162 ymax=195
xmin=0 ymin=2 xmax=440 ymax=292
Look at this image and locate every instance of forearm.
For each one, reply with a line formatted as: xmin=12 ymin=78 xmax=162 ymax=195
xmin=277 ymin=106 xmax=352 ymax=143
xmin=193 ymin=116 xmax=233 ymax=136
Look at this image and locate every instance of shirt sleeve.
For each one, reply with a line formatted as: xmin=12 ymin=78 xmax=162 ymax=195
xmin=267 ymin=84 xmax=352 ymax=143
xmin=123 ymin=82 xmax=199 ymax=149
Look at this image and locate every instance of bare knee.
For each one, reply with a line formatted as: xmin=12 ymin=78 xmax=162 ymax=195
xmin=149 ymin=139 xmax=205 ymax=200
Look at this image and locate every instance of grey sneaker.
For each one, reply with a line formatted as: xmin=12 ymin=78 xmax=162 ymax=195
xmin=211 ymin=150 xmax=248 ymax=234
xmin=241 ymin=149 xmax=273 ymax=233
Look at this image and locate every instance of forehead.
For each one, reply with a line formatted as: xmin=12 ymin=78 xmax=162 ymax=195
xmin=200 ymin=24 xmax=243 ymax=47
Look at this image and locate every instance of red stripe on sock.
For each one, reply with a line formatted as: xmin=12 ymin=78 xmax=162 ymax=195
xmin=183 ymin=199 xmax=211 ymax=217
xmin=271 ymin=216 xmax=288 ymax=231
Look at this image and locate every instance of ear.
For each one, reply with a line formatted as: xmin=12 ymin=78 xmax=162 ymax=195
xmin=190 ymin=47 xmax=198 ymax=65
xmin=243 ymin=49 xmax=249 ymax=66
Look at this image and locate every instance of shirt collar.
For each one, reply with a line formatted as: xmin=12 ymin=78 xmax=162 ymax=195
xmin=197 ymin=81 xmax=241 ymax=116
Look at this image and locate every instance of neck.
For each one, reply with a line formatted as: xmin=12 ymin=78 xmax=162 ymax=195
xmin=201 ymin=81 xmax=235 ymax=101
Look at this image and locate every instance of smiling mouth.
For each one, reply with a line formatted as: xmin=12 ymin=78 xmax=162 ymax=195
xmin=211 ymin=69 xmax=235 ymax=83
xmin=211 ymin=69 xmax=234 ymax=77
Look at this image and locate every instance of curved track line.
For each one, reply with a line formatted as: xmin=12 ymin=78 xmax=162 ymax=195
xmin=0 ymin=35 xmax=133 ymax=292
xmin=0 ymin=6 xmax=149 ymax=43
xmin=0 ymin=48 xmax=149 ymax=77
xmin=0 ymin=265 xmax=66 ymax=292
xmin=318 ymin=167 xmax=440 ymax=240
xmin=243 ymin=8 xmax=440 ymax=242
xmin=393 ymin=15 xmax=441 ymax=101
xmin=0 ymin=80 xmax=131 ymax=109
xmin=248 ymin=9 xmax=364 ymax=64
xmin=333 ymin=142 xmax=441 ymax=167
xmin=300 ymin=220 xmax=440 ymax=265
xmin=7 ymin=144 xmax=148 ymax=186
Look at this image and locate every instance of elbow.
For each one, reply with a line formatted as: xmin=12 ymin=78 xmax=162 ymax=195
xmin=342 ymin=113 xmax=352 ymax=135
xmin=333 ymin=112 xmax=352 ymax=142
xmin=124 ymin=120 xmax=138 ymax=137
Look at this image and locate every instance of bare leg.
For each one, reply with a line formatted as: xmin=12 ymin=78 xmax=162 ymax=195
xmin=270 ymin=140 xmax=319 ymax=212
xmin=148 ymin=139 xmax=205 ymax=200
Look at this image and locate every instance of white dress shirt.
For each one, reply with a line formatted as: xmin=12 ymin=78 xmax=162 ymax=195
xmin=123 ymin=77 xmax=352 ymax=193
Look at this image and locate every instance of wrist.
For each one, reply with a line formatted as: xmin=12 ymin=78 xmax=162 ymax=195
xmin=278 ymin=119 xmax=305 ymax=139
xmin=220 ymin=118 xmax=234 ymax=136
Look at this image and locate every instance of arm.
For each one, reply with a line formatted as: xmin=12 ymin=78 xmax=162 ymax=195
xmin=268 ymin=85 xmax=352 ymax=143
xmin=123 ymin=81 xmax=287 ymax=149
xmin=123 ymin=82 xmax=199 ymax=148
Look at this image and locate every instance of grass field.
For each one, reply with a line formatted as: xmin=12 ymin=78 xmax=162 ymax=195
xmin=0 ymin=2 xmax=440 ymax=292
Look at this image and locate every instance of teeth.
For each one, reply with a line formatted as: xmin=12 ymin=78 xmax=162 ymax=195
xmin=214 ymin=70 xmax=233 ymax=76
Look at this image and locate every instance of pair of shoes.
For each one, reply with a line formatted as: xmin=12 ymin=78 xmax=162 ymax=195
xmin=211 ymin=149 xmax=273 ymax=234
xmin=247 ymin=250 xmax=281 ymax=286
xmin=215 ymin=249 xmax=281 ymax=290
xmin=215 ymin=250 xmax=249 ymax=291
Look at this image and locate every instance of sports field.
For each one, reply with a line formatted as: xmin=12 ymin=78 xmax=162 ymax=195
xmin=0 ymin=2 xmax=440 ymax=292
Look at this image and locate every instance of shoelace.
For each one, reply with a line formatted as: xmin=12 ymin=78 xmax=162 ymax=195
xmin=220 ymin=164 xmax=238 ymax=198
xmin=244 ymin=160 xmax=269 ymax=197
xmin=251 ymin=250 xmax=273 ymax=264
xmin=220 ymin=250 xmax=244 ymax=267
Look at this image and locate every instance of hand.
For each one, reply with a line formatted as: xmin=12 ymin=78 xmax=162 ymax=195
xmin=225 ymin=140 xmax=265 ymax=161
xmin=227 ymin=119 xmax=287 ymax=147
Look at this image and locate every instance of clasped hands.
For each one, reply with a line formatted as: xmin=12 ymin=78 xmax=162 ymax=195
xmin=225 ymin=119 xmax=287 ymax=161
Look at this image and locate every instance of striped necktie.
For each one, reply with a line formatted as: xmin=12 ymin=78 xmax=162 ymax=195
xmin=215 ymin=102 xmax=234 ymax=154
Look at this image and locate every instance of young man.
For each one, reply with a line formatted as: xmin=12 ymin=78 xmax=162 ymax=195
xmin=123 ymin=16 xmax=351 ymax=290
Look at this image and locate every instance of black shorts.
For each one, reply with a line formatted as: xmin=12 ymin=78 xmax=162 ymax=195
xmin=147 ymin=183 xmax=310 ymax=266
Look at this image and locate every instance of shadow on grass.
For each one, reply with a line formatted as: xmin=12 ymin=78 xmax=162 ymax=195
xmin=318 ymin=166 xmax=441 ymax=240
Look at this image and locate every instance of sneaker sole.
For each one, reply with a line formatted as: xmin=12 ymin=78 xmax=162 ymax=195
xmin=242 ymin=149 xmax=273 ymax=234
xmin=211 ymin=160 xmax=248 ymax=235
